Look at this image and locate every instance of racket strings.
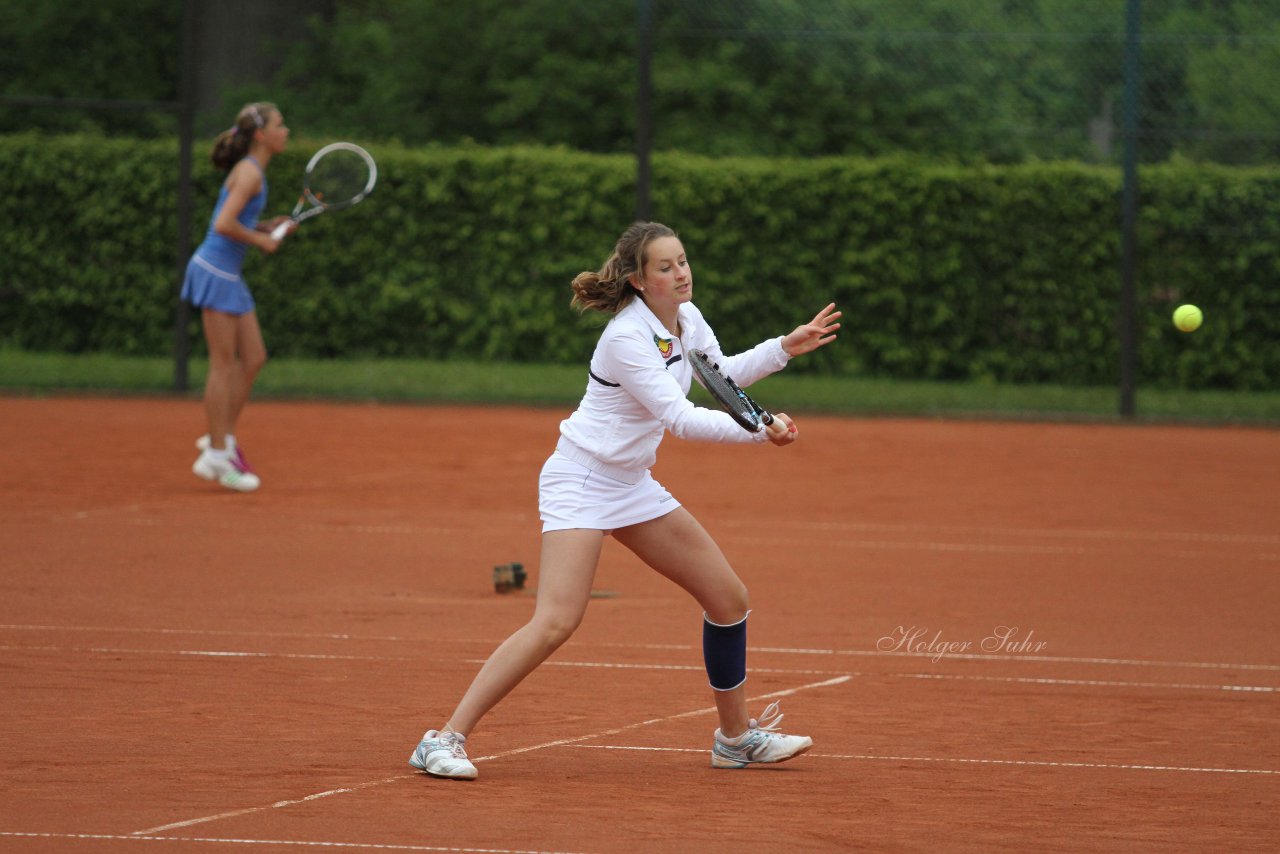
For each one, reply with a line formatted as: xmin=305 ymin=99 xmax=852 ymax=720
xmin=691 ymin=350 xmax=759 ymax=430
xmin=703 ymin=372 xmax=739 ymax=403
xmin=306 ymin=152 xmax=371 ymax=207
xmin=693 ymin=353 xmax=744 ymax=403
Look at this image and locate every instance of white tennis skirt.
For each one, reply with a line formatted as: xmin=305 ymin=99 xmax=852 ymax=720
xmin=539 ymin=448 xmax=680 ymax=533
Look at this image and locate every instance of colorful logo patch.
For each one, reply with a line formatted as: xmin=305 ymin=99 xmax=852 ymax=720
xmin=653 ymin=334 xmax=673 ymax=359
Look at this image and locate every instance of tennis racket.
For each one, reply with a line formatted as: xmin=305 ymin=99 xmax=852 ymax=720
xmin=271 ymin=142 xmax=377 ymax=240
xmin=689 ymin=349 xmax=774 ymax=433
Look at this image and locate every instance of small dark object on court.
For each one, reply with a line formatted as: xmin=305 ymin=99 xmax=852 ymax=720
xmin=493 ymin=562 xmax=527 ymax=593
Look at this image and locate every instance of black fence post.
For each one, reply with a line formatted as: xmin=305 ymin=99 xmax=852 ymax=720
xmin=1118 ymin=0 xmax=1142 ymax=417
xmin=173 ymin=0 xmax=197 ymax=393
xmin=635 ymin=0 xmax=654 ymax=222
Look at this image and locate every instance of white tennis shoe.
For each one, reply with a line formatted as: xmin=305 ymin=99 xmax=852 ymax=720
xmin=196 ymin=435 xmax=258 ymax=472
xmin=192 ymin=450 xmax=260 ymax=492
xmin=711 ymin=701 xmax=813 ymax=768
xmin=196 ymin=433 xmax=249 ymax=461
xmin=408 ymin=730 xmax=478 ymax=780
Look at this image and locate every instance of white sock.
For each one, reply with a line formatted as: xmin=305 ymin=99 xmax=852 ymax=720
xmin=207 ymin=447 xmax=233 ymax=462
xmin=225 ymin=434 xmax=237 ymax=451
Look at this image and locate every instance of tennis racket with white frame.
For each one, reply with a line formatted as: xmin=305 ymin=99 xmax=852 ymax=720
xmin=688 ymin=349 xmax=775 ymax=433
xmin=271 ymin=142 xmax=377 ymax=241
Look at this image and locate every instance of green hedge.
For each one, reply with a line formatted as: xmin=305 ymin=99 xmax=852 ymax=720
xmin=1 ymin=133 xmax=1276 ymax=389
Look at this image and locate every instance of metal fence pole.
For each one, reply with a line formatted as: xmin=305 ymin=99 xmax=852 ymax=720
xmin=635 ymin=0 xmax=654 ymax=222
xmin=173 ymin=0 xmax=197 ymax=393
xmin=1118 ymin=0 xmax=1142 ymax=417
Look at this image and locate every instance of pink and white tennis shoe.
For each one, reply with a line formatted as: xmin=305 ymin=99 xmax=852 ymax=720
xmin=192 ymin=449 xmax=260 ymax=492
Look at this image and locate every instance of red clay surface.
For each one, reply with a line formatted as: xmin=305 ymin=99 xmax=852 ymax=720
xmin=1 ymin=396 xmax=1277 ymax=852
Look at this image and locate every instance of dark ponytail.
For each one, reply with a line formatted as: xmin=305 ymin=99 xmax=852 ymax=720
xmin=209 ymin=102 xmax=277 ymax=172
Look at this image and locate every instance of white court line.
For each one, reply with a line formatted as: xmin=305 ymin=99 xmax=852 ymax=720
xmin=0 ymin=645 xmax=822 ymax=676
xmin=100 ymin=510 xmax=1280 ymax=546
xmin=893 ymin=671 xmax=1276 ymax=693
xmin=519 ymin=659 xmax=851 ymax=678
xmin=742 ymin=644 xmax=1280 ymax=672
xmin=3 ymin=644 xmax=1276 ymax=693
xmin=734 ymin=536 xmax=1091 ymax=556
xmin=471 ymin=676 xmax=850 ymax=762
xmin=122 ymin=515 xmax=1280 ymax=559
xmin=0 ymin=645 xmax=410 ymax=663
xmin=597 ymin=639 xmax=1280 ymax=673
xmin=118 ymin=517 xmax=506 ymax=538
xmin=132 ymin=776 xmax=411 ymax=836
xmin=716 ymin=518 xmax=1280 ymax=546
xmin=527 ymin=660 xmax=1277 ymax=694
xmin=568 ymin=745 xmax=1280 ymax=776
xmin=4 ymin=622 xmax=1279 ymax=673
xmin=2 ymin=832 xmax=579 ymax=853
xmin=0 ymin=623 xmax=405 ymax=641
xmin=129 ymin=676 xmax=849 ymax=837
xmin=6 ymin=641 xmax=1274 ymax=693
xmin=83 ymin=514 xmax=1280 ymax=561
xmin=729 ymin=534 xmax=1279 ymax=561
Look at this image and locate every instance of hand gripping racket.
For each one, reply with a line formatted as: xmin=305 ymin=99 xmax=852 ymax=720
xmin=271 ymin=142 xmax=377 ymax=240
xmin=689 ymin=349 xmax=774 ymax=433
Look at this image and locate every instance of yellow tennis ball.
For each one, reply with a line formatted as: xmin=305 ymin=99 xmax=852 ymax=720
xmin=1173 ymin=304 xmax=1202 ymax=333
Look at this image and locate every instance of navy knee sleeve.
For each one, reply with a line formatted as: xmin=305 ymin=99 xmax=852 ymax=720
xmin=702 ymin=611 xmax=749 ymax=691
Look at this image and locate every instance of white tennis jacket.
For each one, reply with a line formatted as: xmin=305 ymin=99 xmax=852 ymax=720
xmin=557 ymin=297 xmax=791 ymax=482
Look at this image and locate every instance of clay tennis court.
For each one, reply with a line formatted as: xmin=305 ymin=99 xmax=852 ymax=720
xmin=1 ymin=395 xmax=1277 ymax=852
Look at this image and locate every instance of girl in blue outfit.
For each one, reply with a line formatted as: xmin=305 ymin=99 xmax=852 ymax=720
xmin=408 ymin=221 xmax=841 ymax=780
xmin=182 ymin=102 xmax=294 ymax=492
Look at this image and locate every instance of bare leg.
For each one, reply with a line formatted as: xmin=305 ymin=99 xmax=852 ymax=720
xmin=201 ymin=310 xmax=267 ymax=449
xmin=200 ymin=310 xmax=240 ymax=451
xmin=227 ymin=311 xmax=267 ymax=436
xmin=612 ymin=508 xmax=752 ymax=738
xmin=444 ymin=529 xmax=604 ymax=735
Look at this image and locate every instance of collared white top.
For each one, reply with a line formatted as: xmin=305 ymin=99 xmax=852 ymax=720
xmin=558 ymin=297 xmax=790 ymax=478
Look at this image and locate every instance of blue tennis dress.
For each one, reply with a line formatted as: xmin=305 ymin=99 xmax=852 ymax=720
xmin=180 ymin=157 xmax=268 ymax=315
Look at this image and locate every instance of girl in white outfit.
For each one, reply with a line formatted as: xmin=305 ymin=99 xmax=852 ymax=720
xmin=410 ymin=222 xmax=841 ymax=779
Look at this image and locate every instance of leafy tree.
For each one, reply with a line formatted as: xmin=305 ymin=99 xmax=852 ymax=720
xmin=4 ymin=0 xmax=1279 ymax=165
xmin=1168 ymin=2 xmax=1280 ymax=163
xmin=0 ymin=0 xmax=180 ymax=136
xmin=233 ymin=0 xmax=636 ymax=151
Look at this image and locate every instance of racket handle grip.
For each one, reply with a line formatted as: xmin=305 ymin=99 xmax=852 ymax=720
xmin=270 ymin=220 xmax=291 ymax=241
xmin=760 ymin=411 xmax=774 ymax=427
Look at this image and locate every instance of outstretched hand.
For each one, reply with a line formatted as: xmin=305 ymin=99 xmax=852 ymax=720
xmin=781 ymin=303 xmax=841 ymax=357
